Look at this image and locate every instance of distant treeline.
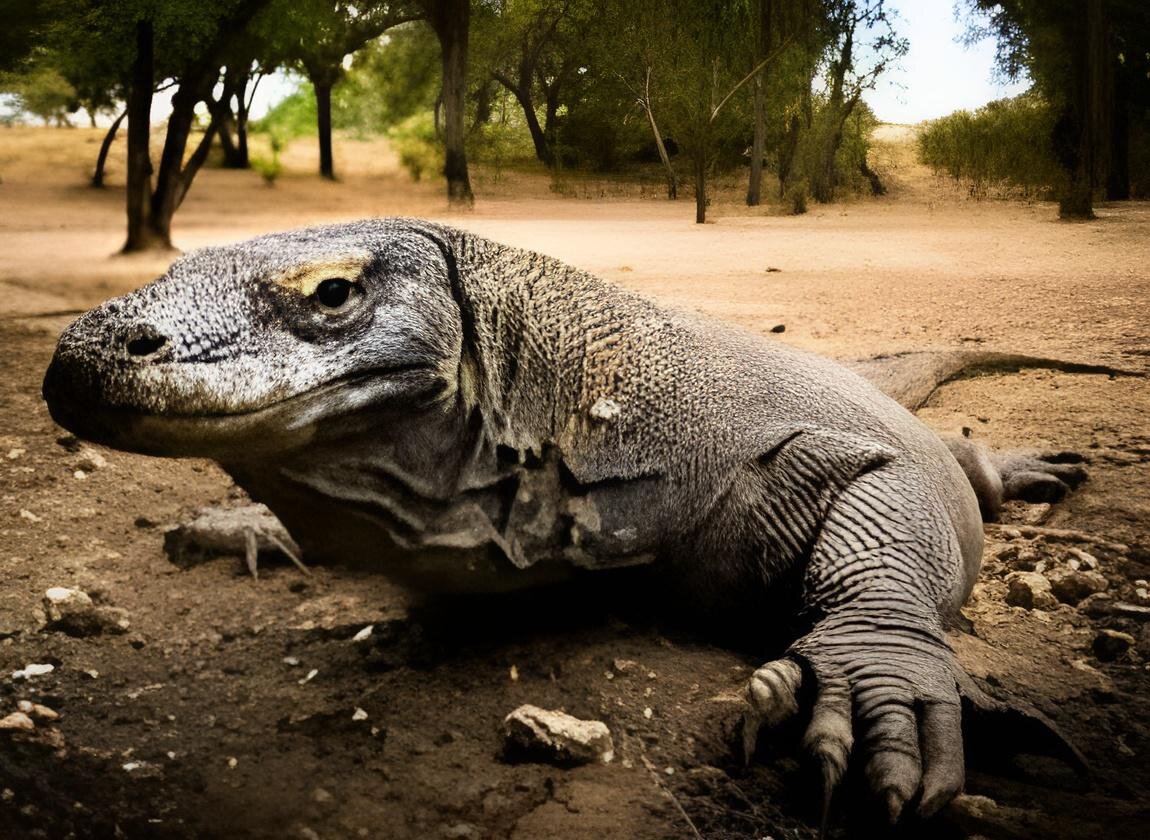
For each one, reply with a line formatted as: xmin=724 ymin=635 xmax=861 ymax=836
xmin=919 ymin=92 xmax=1150 ymax=201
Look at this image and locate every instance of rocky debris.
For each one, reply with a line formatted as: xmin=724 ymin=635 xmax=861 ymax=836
xmin=0 ymin=712 xmax=35 ymax=732
xmin=1048 ymin=568 xmax=1109 ymax=605
xmin=1093 ymin=629 xmax=1135 ymax=662
xmin=16 ymin=701 xmax=59 ymax=722
xmin=1005 ymin=572 xmax=1058 ymax=611
xmin=11 ymin=664 xmax=54 ymax=680
xmin=503 ymin=704 xmax=615 ymax=765
xmin=42 ymin=587 xmax=130 ymax=636
xmin=74 ymin=447 xmax=108 ymax=472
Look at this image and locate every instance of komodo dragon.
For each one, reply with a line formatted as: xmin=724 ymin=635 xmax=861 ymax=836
xmin=42 ymin=219 xmax=1099 ymax=826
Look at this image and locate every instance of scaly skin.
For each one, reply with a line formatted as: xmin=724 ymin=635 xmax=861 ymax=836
xmin=42 ymin=219 xmax=1087 ymax=825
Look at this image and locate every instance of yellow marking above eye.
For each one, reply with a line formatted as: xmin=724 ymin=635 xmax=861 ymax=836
xmin=270 ymin=255 xmax=372 ymax=297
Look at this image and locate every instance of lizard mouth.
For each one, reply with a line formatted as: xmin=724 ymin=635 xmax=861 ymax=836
xmin=42 ymin=363 xmax=440 ymax=459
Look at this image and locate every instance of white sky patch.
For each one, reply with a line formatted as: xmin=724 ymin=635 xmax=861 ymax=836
xmin=863 ymin=0 xmax=1030 ymax=124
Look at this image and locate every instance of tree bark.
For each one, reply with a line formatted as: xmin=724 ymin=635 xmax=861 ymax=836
xmin=495 ymin=72 xmax=552 ymax=165
xmin=92 ymin=109 xmax=126 ymax=188
xmin=747 ymin=0 xmax=772 ymax=206
xmin=123 ymin=20 xmax=161 ymax=253
xmin=427 ymin=0 xmax=474 ymax=206
xmin=1107 ymin=67 xmax=1130 ymax=200
xmin=1058 ymin=0 xmax=1106 ymax=219
xmin=313 ymin=77 xmax=336 ymax=180
xmin=694 ymin=153 xmax=707 ymax=224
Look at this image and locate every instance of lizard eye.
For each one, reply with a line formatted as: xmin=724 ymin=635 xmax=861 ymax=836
xmin=313 ymin=278 xmax=357 ymax=311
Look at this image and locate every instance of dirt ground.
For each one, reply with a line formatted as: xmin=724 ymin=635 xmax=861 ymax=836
xmin=0 ymin=125 xmax=1148 ymax=839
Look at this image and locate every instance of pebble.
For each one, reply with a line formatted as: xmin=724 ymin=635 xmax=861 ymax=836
xmin=11 ymin=663 xmax=54 ymax=680
xmin=42 ymin=587 xmax=130 ymax=636
xmin=16 ymin=701 xmax=58 ymax=722
xmin=0 ymin=712 xmax=35 ymax=732
xmin=503 ymin=704 xmax=614 ymax=765
xmin=1005 ymin=572 xmax=1058 ymax=610
xmin=1048 ymin=569 xmax=1109 ymax=605
xmin=351 ymin=625 xmax=374 ymax=642
xmin=1093 ymin=629 xmax=1135 ymax=662
xmin=75 ymin=447 xmax=108 ymax=472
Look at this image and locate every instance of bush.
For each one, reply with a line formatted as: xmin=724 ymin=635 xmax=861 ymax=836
xmin=250 ymin=133 xmax=284 ymax=186
xmin=918 ymin=93 xmax=1060 ymax=199
xmin=388 ymin=112 xmax=442 ymax=182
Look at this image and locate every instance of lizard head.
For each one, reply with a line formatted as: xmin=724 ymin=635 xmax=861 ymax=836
xmin=42 ymin=219 xmax=468 ymax=458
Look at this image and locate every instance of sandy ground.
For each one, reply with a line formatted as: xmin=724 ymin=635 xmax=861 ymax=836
xmin=0 ymin=125 xmax=1148 ymax=839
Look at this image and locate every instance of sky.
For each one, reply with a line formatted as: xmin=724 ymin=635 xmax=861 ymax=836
xmin=862 ymin=0 xmax=1031 ymax=123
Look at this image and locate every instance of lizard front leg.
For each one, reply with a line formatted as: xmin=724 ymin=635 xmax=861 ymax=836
xmin=745 ymin=463 xmax=970 ymax=825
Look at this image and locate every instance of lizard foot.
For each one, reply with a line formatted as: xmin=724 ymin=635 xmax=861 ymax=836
xmin=993 ymin=449 xmax=1088 ymax=504
xmin=163 ymin=503 xmax=308 ymax=580
xmin=744 ymin=610 xmax=965 ymax=829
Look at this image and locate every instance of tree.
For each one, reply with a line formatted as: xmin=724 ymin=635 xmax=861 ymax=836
xmin=477 ymin=0 xmax=591 ymax=167
xmin=422 ymin=0 xmax=474 ymax=205
xmin=262 ymin=0 xmax=418 ymax=179
xmin=808 ymin=0 xmax=906 ymax=203
xmin=117 ymin=1 xmax=273 ymax=251
xmin=963 ymin=0 xmax=1150 ymax=217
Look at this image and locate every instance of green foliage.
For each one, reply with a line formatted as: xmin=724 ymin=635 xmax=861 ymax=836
xmin=786 ymin=178 xmax=808 ymax=214
xmin=918 ymin=94 xmax=1060 ymax=198
xmin=250 ymin=133 xmax=284 ymax=185
xmin=335 ymin=23 xmax=442 ymax=132
xmin=252 ymin=84 xmax=317 ymax=139
xmin=0 ymin=65 xmax=78 ymax=125
xmin=388 ymin=112 xmax=443 ymax=181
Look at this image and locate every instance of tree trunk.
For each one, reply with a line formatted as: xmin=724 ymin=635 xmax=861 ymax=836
xmin=747 ymin=0 xmax=772 ymax=206
xmin=498 ymin=75 xmax=552 ymax=166
xmin=314 ymin=78 xmax=336 ymax=180
xmin=92 ymin=109 xmax=126 ymax=188
xmin=1107 ymin=70 xmax=1130 ymax=200
xmin=694 ymin=154 xmax=707 ymax=224
xmin=778 ymin=112 xmax=800 ymax=193
xmin=747 ymin=74 xmax=765 ymax=206
xmin=1058 ymin=0 xmax=1105 ymax=219
xmin=235 ymin=72 xmax=251 ymax=169
xmin=428 ymin=0 xmax=474 ymax=206
xmin=643 ymin=103 xmax=676 ymax=199
xmin=123 ymin=20 xmax=161 ymax=253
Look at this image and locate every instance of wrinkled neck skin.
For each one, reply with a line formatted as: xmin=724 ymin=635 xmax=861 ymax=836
xmin=226 ymin=232 xmax=665 ymax=593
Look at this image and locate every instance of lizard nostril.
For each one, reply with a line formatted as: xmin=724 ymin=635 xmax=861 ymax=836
xmin=126 ymin=333 xmax=168 ymax=358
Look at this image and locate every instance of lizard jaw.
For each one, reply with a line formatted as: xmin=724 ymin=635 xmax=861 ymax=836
xmin=42 ymin=365 xmax=439 ymax=459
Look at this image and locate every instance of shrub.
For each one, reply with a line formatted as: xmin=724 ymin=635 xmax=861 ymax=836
xmin=918 ymin=93 xmax=1060 ymax=199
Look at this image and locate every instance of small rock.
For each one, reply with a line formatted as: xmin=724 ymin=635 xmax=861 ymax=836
xmin=43 ymin=587 xmax=129 ymax=636
xmin=352 ymin=708 xmax=368 ymax=721
xmin=1048 ymin=569 xmax=1109 ymax=605
xmin=15 ymin=701 xmax=58 ymax=722
xmin=1093 ymin=629 xmax=1135 ymax=662
xmin=351 ymin=625 xmax=373 ymax=642
xmin=1113 ymin=602 xmax=1150 ymax=620
xmin=11 ymin=664 xmax=54 ymax=680
xmin=134 ymin=516 xmax=156 ymax=529
xmin=1067 ymin=548 xmax=1099 ymax=570
xmin=769 ymin=324 xmax=786 ymax=333
xmin=1005 ymin=572 xmax=1058 ymax=610
xmin=441 ymin=823 xmax=480 ymax=840
xmin=311 ymin=788 xmax=332 ymax=803
xmin=503 ymin=704 xmax=614 ymax=765
xmin=1078 ymin=592 xmax=1115 ymax=617
xmin=75 ymin=447 xmax=108 ymax=472
xmin=0 ymin=712 xmax=35 ymax=732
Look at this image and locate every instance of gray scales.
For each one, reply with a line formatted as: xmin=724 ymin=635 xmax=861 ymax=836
xmin=42 ymin=219 xmax=1112 ymax=828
